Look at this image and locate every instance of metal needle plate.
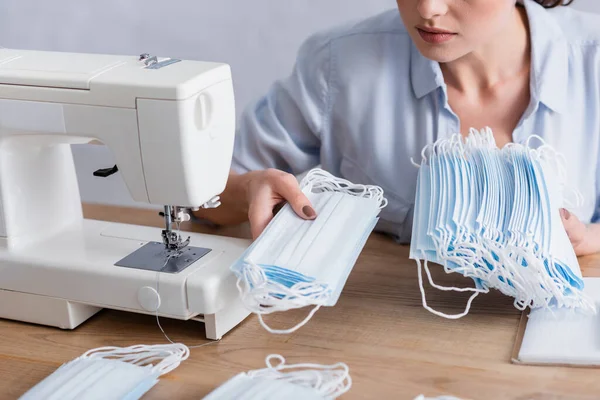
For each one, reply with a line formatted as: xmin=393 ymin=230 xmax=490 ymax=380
xmin=115 ymin=242 xmax=211 ymax=274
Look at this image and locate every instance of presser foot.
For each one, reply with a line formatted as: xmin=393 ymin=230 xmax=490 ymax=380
xmin=160 ymin=205 xmax=192 ymax=252
xmin=161 ymin=229 xmax=190 ymax=253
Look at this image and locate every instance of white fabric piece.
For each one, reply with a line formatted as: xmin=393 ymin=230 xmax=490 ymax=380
xmin=518 ymin=277 xmax=600 ymax=365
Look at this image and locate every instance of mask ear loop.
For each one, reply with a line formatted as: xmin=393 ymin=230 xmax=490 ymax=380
xmin=235 ymin=261 xmax=331 ymax=334
xmin=535 ymin=145 xmax=584 ymax=209
xmin=80 ymin=343 xmax=190 ymax=376
xmin=441 ymin=239 xmax=498 ymax=291
xmin=423 ymin=258 xmax=488 ymax=294
xmin=257 ymin=305 xmax=322 ymax=335
xmin=237 ymin=261 xmax=330 ymax=312
xmin=300 ymin=168 xmax=388 ymax=209
xmin=420 ymin=143 xmax=433 ymax=166
xmin=524 ymin=134 xmax=547 ymax=149
xmin=495 ymin=247 xmax=537 ymax=304
xmin=246 ymin=354 xmax=353 ymax=398
xmin=416 ymin=258 xmax=479 ymax=319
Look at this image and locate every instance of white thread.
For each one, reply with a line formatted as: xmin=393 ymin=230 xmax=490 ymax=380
xmin=153 ymin=252 xmax=221 ymax=348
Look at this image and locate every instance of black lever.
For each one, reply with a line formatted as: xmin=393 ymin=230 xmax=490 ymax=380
xmin=93 ymin=165 xmax=119 ymax=177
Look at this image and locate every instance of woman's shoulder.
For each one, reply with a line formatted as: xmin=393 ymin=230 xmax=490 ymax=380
xmin=324 ymin=8 xmax=408 ymax=40
xmin=296 ymin=9 xmax=410 ymax=59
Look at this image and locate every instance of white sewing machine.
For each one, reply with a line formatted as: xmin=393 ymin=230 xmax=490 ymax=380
xmin=0 ymin=48 xmax=252 ymax=340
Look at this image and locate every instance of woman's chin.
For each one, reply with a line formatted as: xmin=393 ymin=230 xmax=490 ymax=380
xmin=412 ymin=37 xmax=466 ymax=64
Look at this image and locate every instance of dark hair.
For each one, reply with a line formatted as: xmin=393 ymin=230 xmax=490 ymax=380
xmin=534 ymin=0 xmax=574 ymax=7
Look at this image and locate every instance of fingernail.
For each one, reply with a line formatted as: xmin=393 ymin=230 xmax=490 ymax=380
xmin=560 ymin=208 xmax=570 ymax=220
xmin=272 ymin=202 xmax=284 ymax=215
xmin=302 ymin=205 xmax=316 ymax=218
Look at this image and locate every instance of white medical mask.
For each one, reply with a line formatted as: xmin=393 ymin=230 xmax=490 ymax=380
xmin=231 ymin=168 xmax=387 ymax=334
xmin=202 ymin=354 xmax=352 ymax=400
xmin=410 ymin=128 xmax=595 ymax=319
xmin=203 ymin=374 xmax=324 ymax=400
xmin=19 ymin=343 xmax=189 ymax=400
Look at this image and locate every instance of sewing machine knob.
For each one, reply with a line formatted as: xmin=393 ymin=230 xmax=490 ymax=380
xmin=138 ymin=286 xmax=161 ymax=312
xmin=93 ymin=165 xmax=119 ymax=177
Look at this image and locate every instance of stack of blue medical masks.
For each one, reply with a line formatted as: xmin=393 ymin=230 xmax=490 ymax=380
xmin=19 ymin=343 xmax=189 ymax=400
xmin=231 ymin=168 xmax=387 ymax=334
xmin=202 ymin=354 xmax=352 ymax=400
xmin=410 ymin=127 xmax=595 ymax=318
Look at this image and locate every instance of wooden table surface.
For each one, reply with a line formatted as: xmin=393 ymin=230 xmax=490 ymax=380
xmin=1 ymin=204 xmax=599 ymax=400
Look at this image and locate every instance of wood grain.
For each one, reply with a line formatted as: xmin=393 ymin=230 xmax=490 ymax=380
xmin=0 ymin=204 xmax=598 ymax=399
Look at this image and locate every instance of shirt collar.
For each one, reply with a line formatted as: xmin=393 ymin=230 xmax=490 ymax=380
xmin=410 ymin=0 xmax=568 ymax=114
xmin=523 ymin=0 xmax=568 ymax=114
xmin=410 ymin=40 xmax=444 ymax=99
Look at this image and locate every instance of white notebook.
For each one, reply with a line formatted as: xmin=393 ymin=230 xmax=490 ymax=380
xmin=513 ymin=277 xmax=600 ymax=366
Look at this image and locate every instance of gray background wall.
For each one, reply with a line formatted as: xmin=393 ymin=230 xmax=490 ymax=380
xmin=0 ymin=0 xmax=598 ymax=209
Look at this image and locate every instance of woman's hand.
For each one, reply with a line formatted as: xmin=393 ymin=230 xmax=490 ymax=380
xmin=242 ymin=169 xmax=316 ymax=239
xmin=192 ymin=168 xmax=316 ymax=238
xmin=560 ymin=208 xmax=600 ymax=256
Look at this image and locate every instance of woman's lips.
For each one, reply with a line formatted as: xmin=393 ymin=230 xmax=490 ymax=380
xmin=416 ymin=27 xmax=457 ymax=44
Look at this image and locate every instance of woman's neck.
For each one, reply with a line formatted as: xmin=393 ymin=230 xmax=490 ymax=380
xmin=440 ymin=6 xmax=530 ymax=95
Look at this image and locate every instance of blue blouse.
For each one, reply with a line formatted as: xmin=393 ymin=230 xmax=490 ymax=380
xmin=231 ymin=0 xmax=600 ymax=243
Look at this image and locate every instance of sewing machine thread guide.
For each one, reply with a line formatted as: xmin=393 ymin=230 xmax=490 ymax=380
xmin=114 ymin=242 xmax=211 ymax=273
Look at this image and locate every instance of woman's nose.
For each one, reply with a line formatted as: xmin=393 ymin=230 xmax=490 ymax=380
xmin=416 ymin=0 xmax=448 ymax=20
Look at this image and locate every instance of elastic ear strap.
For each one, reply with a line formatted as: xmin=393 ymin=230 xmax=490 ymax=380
xmin=423 ymin=258 xmax=485 ymax=293
xmin=257 ymin=304 xmax=322 ymax=334
xmin=247 ymin=354 xmax=352 ymax=398
xmin=234 ymin=263 xmax=331 ymax=332
xmin=431 ymin=240 xmax=492 ymax=289
xmin=299 ymin=167 xmax=388 ymax=209
xmin=235 ymin=263 xmax=330 ymax=315
xmin=416 ymin=258 xmax=479 ymax=320
xmin=80 ymin=343 xmax=190 ymax=376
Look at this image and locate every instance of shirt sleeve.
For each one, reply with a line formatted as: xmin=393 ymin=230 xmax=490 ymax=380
xmin=594 ymin=158 xmax=600 ymax=223
xmin=231 ymin=32 xmax=331 ymax=175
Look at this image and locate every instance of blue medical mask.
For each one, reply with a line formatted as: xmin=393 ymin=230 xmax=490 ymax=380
xmin=537 ymin=153 xmax=585 ymax=292
xmin=19 ymin=343 xmax=189 ymax=400
xmin=410 ymin=137 xmax=488 ymax=320
xmin=203 ymin=354 xmax=352 ymax=400
xmin=409 ymin=128 xmax=594 ymax=319
xmin=231 ymin=168 xmax=387 ymax=334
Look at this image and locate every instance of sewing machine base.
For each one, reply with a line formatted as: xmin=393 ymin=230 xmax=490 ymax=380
xmin=0 ymin=287 xmax=251 ymax=340
xmin=0 ymin=219 xmax=252 ymax=340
